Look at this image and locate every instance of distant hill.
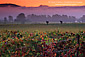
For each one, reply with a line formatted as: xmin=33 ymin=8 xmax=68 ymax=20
xmin=0 ymin=3 xmax=21 ymax=7
xmin=38 ymin=5 xmax=85 ymax=8
xmin=0 ymin=3 xmax=85 ymax=8
xmin=39 ymin=5 xmax=49 ymax=7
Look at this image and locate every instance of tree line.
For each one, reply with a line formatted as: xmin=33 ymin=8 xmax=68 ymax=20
xmin=0 ymin=13 xmax=85 ymax=24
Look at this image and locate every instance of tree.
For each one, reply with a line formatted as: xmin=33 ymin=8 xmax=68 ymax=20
xmin=80 ymin=15 xmax=85 ymax=22
xmin=62 ymin=15 xmax=69 ymax=22
xmin=4 ymin=17 xmax=7 ymax=24
xmin=46 ymin=21 xmax=49 ymax=25
xmin=51 ymin=14 xmax=62 ymax=22
xmin=69 ymin=16 xmax=76 ymax=23
xmin=8 ymin=16 xmax=13 ymax=22
xmin=60 ymin=21 xmax=63 ymax=24
xmin=16 ymin=13 xmax=26 ymax=24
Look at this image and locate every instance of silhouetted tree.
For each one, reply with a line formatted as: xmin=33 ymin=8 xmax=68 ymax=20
xmin=46 ymin=21 xmax=49 ymax=25
xmin=68 ymin=16 xmax=76 ymax=23
xmin=61 ymin=15 xmax=69 ymax=22
xmin=79 ymin=15 xmax=85 ymax=22
xmin=52 ymin=14 xmax=61 ymax=22
xmin=16 ymin=13 xmax=26 ymax=24
xmin=22 ymin=14 xmax=78 ymax=23
xmin=4 ymin=17 xmax=7 ymax=24
xmin=8 ymin=16 xmax=13 ymax=22
xmin=27 ymin=14 xmax=47 ymax=22
xmin=60 ymin=21 xmax=63 ymax=24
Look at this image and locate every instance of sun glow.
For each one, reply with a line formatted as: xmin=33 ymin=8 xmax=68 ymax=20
xmin=0 ymin=0 xmax=85 ymax=7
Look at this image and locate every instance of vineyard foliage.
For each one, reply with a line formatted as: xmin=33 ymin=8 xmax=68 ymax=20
xmin=0 ymin=30 xmax=85 ymax=57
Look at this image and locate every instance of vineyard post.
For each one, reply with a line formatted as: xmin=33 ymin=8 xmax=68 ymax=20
xmin=76 ymin=34 xmax=80 ymax=57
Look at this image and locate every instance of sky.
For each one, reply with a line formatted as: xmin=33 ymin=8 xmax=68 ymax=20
xmin=0 ymin=0 xmax=85 ymax=7
xmin=0 ymin=0 xmax=85 ymax=20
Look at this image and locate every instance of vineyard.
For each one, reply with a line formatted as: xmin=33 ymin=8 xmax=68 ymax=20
xmin=0 ymin=30 xmax=85 ymax=57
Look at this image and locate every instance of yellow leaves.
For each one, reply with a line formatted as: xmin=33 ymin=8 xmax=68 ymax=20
xmin=8 ymin=38 xmax=11 ymax=40
xmin=42 ymin=37 xmax=44 ymax=40
xmin=22 ymin=37 xmax=24 ymax=39
xmin=46 ymin=35 xmax=48 ymax=38
xmin=8 ymin=50 xmax=10 ymax=53
xmin=54 ymin=53 xmax=56 ymax=57
xmin=52 ymin=38 xmax=54 ymax=42
xmin=16 ymin=37 xmax=18 ymax=40
xmin=42 ymin=45 xmax=44 ymax=47
xmin=40 ymin=35 xmax=43 ymax=38
xmin=15 ymin=51 xmax=17 ymax=53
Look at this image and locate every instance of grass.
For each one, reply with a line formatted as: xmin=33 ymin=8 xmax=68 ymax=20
xmin=0 ymin=23 xmax=85 ymax=33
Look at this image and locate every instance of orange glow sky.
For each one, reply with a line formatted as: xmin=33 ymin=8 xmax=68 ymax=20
xmin=0 ymin=0 xmax=85 ymax=7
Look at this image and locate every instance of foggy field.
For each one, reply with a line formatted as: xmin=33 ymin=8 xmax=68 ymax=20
xmin=0 ymin=23 xmax=85 ymax=33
